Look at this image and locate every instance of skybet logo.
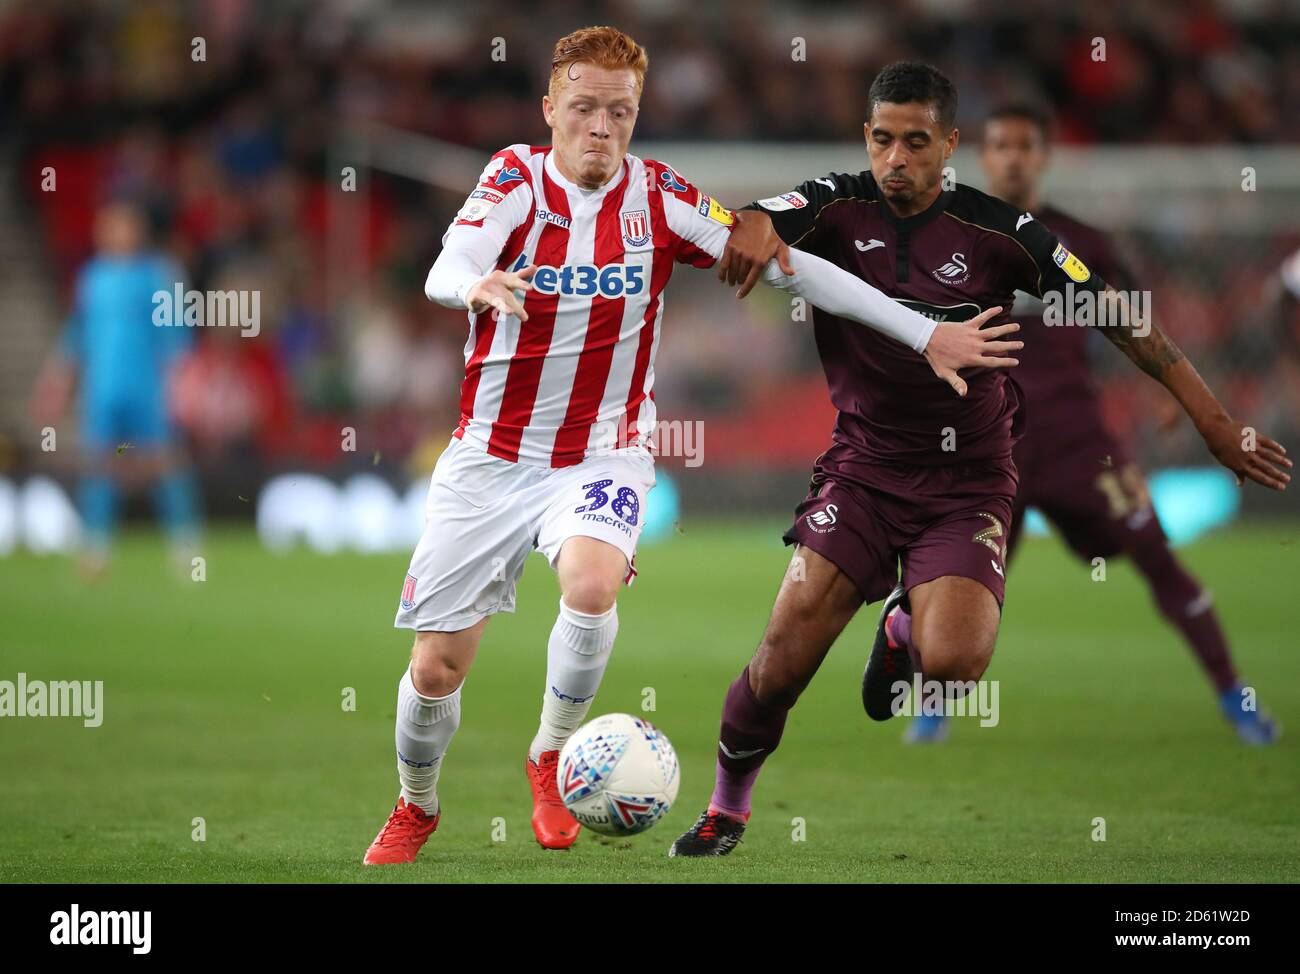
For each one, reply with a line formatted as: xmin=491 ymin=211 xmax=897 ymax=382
xmin=50 ymin=904 xmax=151 ymax=954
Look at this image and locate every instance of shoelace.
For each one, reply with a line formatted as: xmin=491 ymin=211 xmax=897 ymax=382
xmin=697 ymin=812 xmax=738 ymax=842
xmin=377 ymin=803 xmax=426 ymax=847
xmin=534 ymin=759 xmax=566 ymax=806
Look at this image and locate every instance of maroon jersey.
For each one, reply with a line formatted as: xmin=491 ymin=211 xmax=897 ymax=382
xmin=1008 ymin=203 xmax=1137 ymax=431
xmin=749 ymin=174 xmax=1109 ymax=466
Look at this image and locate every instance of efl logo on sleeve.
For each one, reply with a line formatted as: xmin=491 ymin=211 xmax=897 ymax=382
xmin=456 ymin=188 xmax=503 ymax=225
xmin=756 ymin=191 xmax=808 ymax=212
xmin=1052 ymin=243 xmax=1092 ymax=283
xmin=697 ymin=194 xmax=735 ymax=226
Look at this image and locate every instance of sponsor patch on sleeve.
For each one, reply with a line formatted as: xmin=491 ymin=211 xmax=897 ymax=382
xmin=1052 ymin=243 xmax=1092 ymax=283
xmin=696 ymin=193 xmax=735 ymax=226
xmin=455 ymin=187 xmax=504 ymax=225
xmin=756 ymin=191 xmax=808 ymax=212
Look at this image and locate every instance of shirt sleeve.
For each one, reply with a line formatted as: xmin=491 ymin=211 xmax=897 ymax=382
xmin=660 ymin=165 xmax=937 ymax=352
xmin=740 ymin=171 xmax=876 ymax=256
xmin=1005 ymin=213 xmax=1110 ymax=299
xmin=649 ymin=160 xmax=736 ymax=268
xmin=761 ymin=248 xmax=937 ymax=352
xmin=425 ymin=148 xmax=534 ymax=309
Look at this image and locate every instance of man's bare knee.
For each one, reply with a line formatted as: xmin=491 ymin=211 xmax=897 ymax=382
xmin=410 ymin=632 xmax=474 ymax=696
xmin=916 ymin=637 xmax=994 ymax=686
xmin=562 ymin=572 xmax=621 ymax=615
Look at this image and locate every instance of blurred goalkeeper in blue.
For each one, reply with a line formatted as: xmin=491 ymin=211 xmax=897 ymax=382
xmin=35 ymin=200 xmax=201 ymax=574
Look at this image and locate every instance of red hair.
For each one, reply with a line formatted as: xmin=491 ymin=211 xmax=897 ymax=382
xmin=548 ymin=26 xmax=649 ymax=100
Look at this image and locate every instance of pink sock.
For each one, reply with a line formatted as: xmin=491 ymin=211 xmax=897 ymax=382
xmin=709 ymin=761 xmax=758 ymax=821
xmin=888 ymin=608 xmax=922 ymax=673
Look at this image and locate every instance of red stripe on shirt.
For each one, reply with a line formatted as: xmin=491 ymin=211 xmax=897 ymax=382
xmin=621 ymin=182 xmax=676 ymax=445
xmin=550 ymin=160 xmax=633 ymax=467
xmin=455 ymin=216 xmax=535 ymax=437
xmin=485 ymin=166 xmax=571 ymax=463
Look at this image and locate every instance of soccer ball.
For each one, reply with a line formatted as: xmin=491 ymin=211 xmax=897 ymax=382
xmin=557 ymin=713 xmax=680 ymax=836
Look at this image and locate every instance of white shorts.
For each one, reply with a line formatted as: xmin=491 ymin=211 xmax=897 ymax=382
xmin=394 ymin=438 xmax=656 ymax=632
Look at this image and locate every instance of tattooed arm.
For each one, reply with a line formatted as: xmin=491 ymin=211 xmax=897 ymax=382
xmin=1101 ymin=289 xmax=1290 ymax=491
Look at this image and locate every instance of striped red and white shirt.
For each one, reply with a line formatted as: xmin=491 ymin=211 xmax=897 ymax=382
xmin=428 ymin=143 xmax=739 ymax=467
xmin=426 ymin=143 xmax=939 ymax=468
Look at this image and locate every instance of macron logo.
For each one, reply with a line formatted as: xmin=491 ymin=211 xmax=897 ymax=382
xmin=50 ymin=904 xmax=151 ymax=955
xmin=855 ymin=238 xmax=885 ymax=252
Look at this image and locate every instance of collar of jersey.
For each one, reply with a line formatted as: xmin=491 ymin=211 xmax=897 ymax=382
xmin=544 ymin=151 xmax=627 ymax=201
xmin=874 ymin=181 xmax=954 ymax=233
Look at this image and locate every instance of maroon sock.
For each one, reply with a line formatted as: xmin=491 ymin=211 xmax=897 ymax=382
xmin=710 ymin=666 xmax=790 ymax=818
xmin=1129 ymin=537 xmax=1238 ymax=693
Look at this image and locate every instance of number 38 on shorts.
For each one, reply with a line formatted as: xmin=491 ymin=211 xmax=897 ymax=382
xmin=574 ymin=478 xmax=640 ymax=526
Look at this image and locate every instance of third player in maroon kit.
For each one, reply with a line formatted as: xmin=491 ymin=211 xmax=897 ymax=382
xmin=670 ymin=63 xmax=1290 ymax=857
xmin=902 ymin=104 xmax=1278 ymax=746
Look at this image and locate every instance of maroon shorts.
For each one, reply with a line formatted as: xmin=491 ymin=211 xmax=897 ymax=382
xmin=1010 ymin=423 xmax=1165 ymax=561
xmin=783 ymin=442 xmax=1018 ymax=606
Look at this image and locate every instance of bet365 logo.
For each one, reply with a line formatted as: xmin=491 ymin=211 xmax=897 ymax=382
xmin=510 ymin=253 xmax=645 ymax=297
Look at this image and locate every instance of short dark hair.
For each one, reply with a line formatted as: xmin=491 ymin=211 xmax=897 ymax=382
xmin=867 ymin=62 xmax=958 ymax=132
xmin=984 ymin=102 xmax=1054 ymax=142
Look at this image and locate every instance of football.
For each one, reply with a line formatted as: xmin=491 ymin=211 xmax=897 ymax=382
xmin=557 ymin=713 xmax=681 ymax=836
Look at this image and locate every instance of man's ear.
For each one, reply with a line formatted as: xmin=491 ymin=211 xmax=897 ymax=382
xmin=542 ymin=95 xmax=554 ymax=128
xmin=946 ymin=127 xmax=961 ymax=159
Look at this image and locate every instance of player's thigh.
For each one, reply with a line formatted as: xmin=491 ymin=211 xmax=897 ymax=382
xmin=410 ymin=619 xmax=489 ymax=697
xmin=536 ymin=450 xmax=655 ymax=595
xmin=751 ymin=544 xmax=864 ymax=707
xmin=902 ymin=501 xmax=1012 ymax=681
xmin=1050 ymin=460 xmax=1158 ymax=562
xmin=395 ymin=442 xmax=536 ymax=633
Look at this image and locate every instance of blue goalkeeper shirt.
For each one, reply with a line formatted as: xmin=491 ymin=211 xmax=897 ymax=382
xmin=61 ymin=253 xmax=191 ymax=447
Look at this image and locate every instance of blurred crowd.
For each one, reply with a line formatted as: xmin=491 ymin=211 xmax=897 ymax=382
xmin=3 ymin=0 xmax=1300 ymax=487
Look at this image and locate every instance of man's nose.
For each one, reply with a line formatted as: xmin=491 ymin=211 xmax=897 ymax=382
xmin=590 ymin=109 xmax=611 ymax=137
xmin=885 ymin=145 xmax=907 ymax=169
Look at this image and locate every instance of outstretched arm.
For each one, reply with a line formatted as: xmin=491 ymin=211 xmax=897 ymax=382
xmin=760 ymin=246 xmax=1017 ymax=396
xmin=723 ymin=207 xmax=1021 ymax=397
xmin=1099 ymin=290 xmax=1290 ymax=490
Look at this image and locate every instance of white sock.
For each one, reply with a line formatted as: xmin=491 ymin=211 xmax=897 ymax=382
xmin=395 ymin=666 xmax=461 ymax=816
xmin=528 ymin=600 xmax=618 ymax=762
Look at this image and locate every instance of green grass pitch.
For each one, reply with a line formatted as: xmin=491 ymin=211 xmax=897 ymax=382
xmin=1 ymin=520 xmax=1297 ymax=883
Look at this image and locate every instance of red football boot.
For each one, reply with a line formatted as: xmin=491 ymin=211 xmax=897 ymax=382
xmin=526 ymin=750 xmax=581 ymax=849
xmin=363 ymin=797 xmax=440 ymax=865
